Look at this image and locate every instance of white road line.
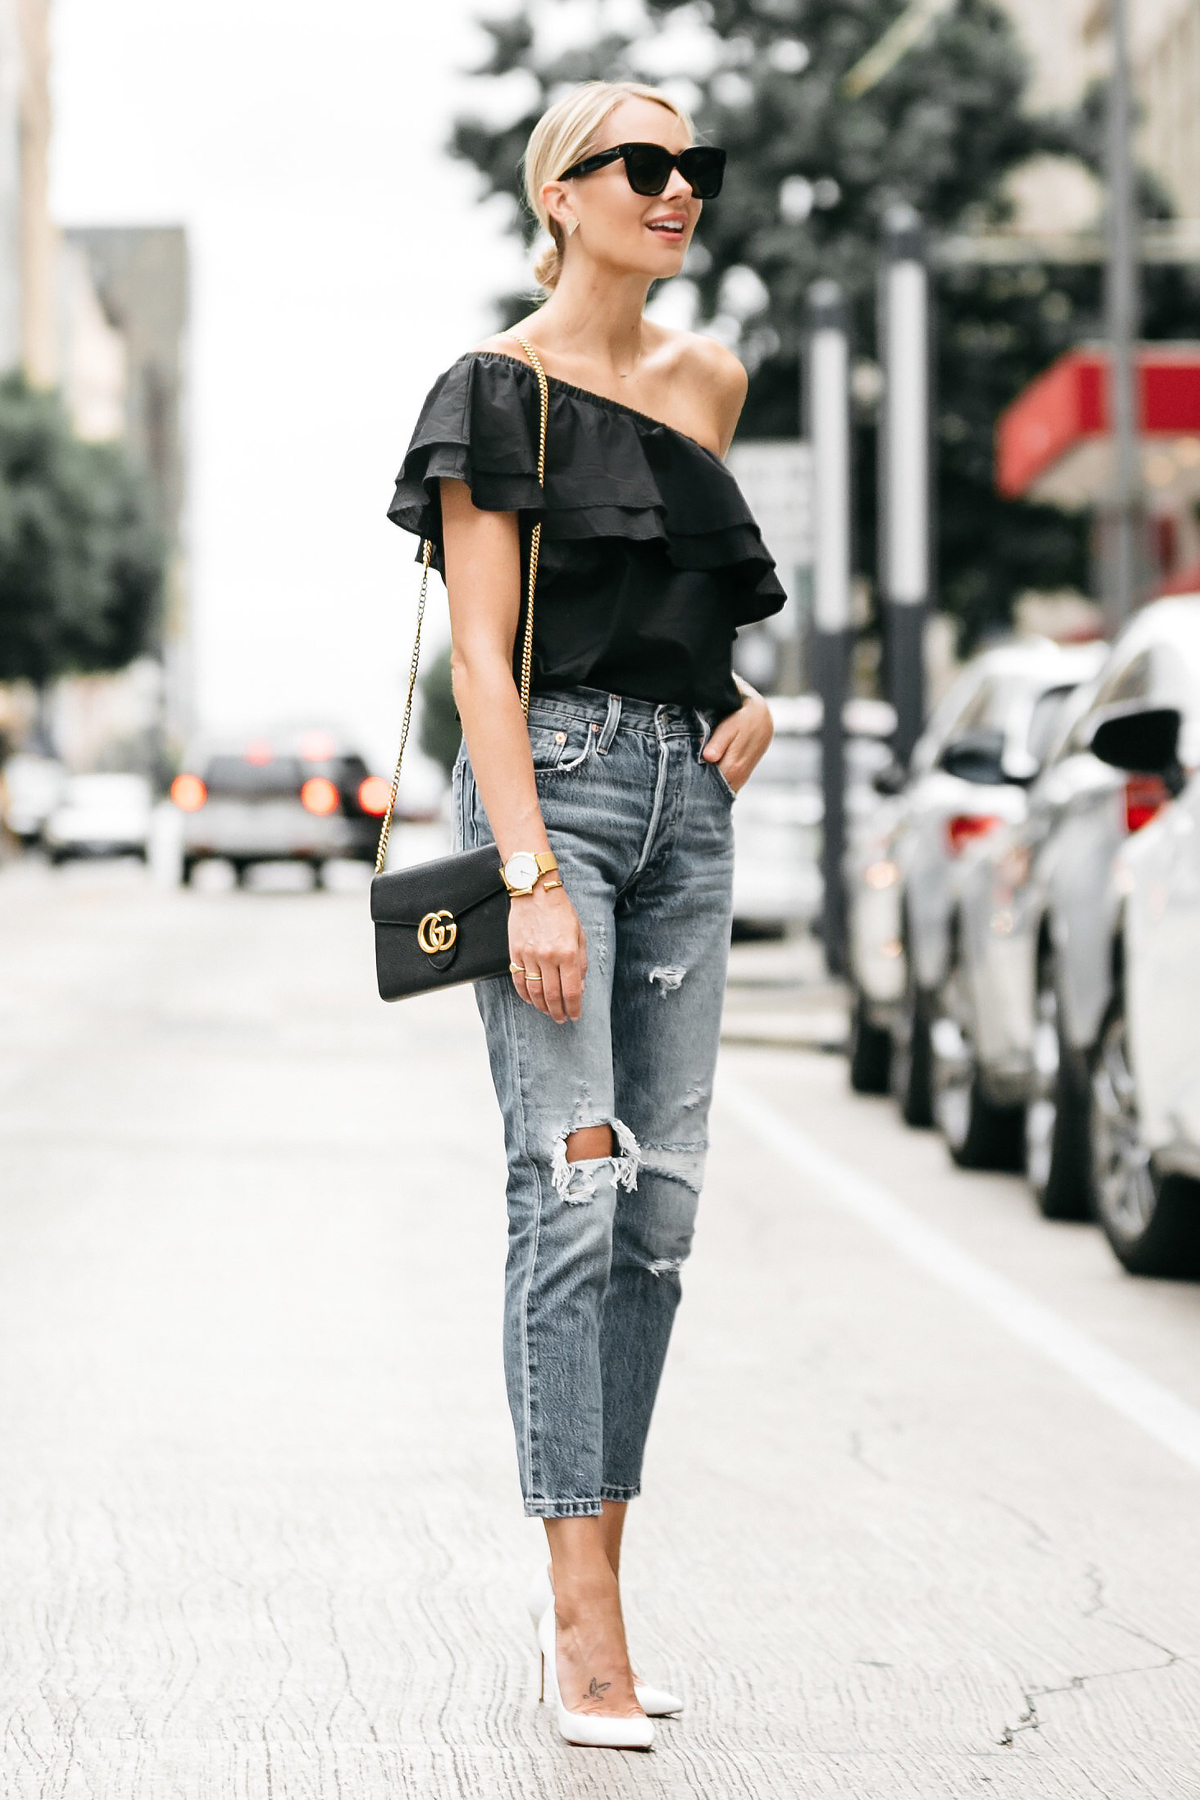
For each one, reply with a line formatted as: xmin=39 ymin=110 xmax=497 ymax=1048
xmin=720 ymin=1075 xmax=1200 ymax=1477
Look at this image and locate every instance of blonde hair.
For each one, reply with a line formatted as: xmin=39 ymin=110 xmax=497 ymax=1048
xmin=523 ymin=81 xmax=695 ymax=292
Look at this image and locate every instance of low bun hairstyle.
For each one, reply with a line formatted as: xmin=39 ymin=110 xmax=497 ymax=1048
xmin=522 ymin=81 xmax=695 ymax=293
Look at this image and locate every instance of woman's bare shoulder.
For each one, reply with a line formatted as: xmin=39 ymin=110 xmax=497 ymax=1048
xmin=677 ymin=331 xmax=747 ymax=399
xmin=470 ymin=329 xmax=533 ymax=361
xmin=659 ymin=328 xmax=748 ymax=452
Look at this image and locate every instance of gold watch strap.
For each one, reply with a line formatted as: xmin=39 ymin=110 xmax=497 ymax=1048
xmin=375 ymin=335 xmax=551 ymax=875
xmin=501 ymin=849 xmax=559 ymax=896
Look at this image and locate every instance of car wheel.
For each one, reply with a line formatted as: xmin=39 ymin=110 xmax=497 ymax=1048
xmin=848 ymin=986 xmax=891 ymax=1094
xmin=1025 ymin=953 xmax=1091 ymax=1219
xmin=890 ymin=951 xmax=934 ymax=1128
xmin=181 ymin=856 xmax=197 ymax=886
xmin=1090 ymin=992 xmax=1200 ymax=1277
xmin=932 ymin=950 xmax=1023 ymax=1170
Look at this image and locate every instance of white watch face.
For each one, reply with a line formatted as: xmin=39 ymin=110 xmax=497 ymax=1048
xmin=504 ymin=852 xmax=539 ymax=890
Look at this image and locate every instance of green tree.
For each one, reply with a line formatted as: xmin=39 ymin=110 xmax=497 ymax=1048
xmin=0 ymin=374 xmax=165 ymax=686
xmin=451 ymin=0 xmax=1199 ymax=649
xmin=419 ymin=643 xmax=462 ymax=777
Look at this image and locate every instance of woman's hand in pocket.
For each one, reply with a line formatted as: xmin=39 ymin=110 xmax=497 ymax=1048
xmin=701 ymin=686 xmax=774 ymax=794
xmin=509 ymin=884 xmax=588 ymax=1023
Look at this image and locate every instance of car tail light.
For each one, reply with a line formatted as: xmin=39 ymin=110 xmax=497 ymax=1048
xmin=1124 ymin=775 xmax=1170 ymax=833
xmin=945 ymin=813 xmax=1002 ymax=856
xmin=357 ymin=775 xmax=390 ymax=816
xmin=170 ymin=773 xmax=207 ymax=812
xmin=244 ymin=738 xmax=273 ymax=766
xmin=300 ymin=776 xmax=339 ymax=816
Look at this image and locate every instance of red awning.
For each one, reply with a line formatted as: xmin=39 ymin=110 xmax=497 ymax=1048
xmin=996 ymin=345 xmax=1200 ymax=506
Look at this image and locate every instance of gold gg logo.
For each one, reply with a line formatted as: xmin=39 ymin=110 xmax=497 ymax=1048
xmin=416 ymin=909 xmax=457 ymax=955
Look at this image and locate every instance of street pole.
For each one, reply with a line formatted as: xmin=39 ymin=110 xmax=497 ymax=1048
xmin=806 ymin=279 xmax=852 ymax=978
xmin=1106 ymin=0 xmax=1141 ymax=627
xmin=879 ymin=203 xmax=930 ymax=768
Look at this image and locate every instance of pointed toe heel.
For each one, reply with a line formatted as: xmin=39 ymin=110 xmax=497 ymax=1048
xmin=536 ymin=1605 xmax=654 ymax=1751
xmin=525 ymin=1565 xmax=683 ymax=1717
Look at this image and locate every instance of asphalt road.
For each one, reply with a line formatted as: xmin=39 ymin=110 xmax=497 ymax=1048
xmin=2 ymin=858 xmax=1198 ymax=1799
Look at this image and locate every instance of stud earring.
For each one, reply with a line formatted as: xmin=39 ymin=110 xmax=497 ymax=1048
xmin=565 ymin=217 xmax=579 ymax=237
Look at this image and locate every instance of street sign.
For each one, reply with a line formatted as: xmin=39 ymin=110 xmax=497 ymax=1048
xmin=725 ymin=441 xmax=813 ymax=606
xmin=726 ymin=440 xmax=813 ymax=692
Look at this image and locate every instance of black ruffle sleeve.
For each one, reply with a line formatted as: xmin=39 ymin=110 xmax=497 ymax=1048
xmin=387 ymin=351 xmax=785 ymax=625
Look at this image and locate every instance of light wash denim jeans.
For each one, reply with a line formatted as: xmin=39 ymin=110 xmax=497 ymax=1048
xmin=453 ymin=685 xmax=735 ymax=1518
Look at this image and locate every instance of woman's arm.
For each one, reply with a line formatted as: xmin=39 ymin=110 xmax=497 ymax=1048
xmin=440 ymin=475 xmax=586 ymax=1024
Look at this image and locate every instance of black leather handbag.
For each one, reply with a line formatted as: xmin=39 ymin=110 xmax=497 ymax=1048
xmin=371 ymin=336 xmax=549 ymax=1001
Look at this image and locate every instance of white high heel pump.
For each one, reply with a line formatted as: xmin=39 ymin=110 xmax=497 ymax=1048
xmin=537 ymin=1602 xmax=655 ymax=1750
xmin=525 ymin=1565 xmax=684 ymax=1718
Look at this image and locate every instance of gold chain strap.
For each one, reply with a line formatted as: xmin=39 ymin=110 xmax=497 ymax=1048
xmin=375 ymin=335 xmax=550 ymax=874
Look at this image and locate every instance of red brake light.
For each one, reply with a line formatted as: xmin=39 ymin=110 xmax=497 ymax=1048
xmin=357 ymin=775 xmax=390 ymax=816
xmin=1124 ymin=775 xmax=1169 ymax=834
xmin=945 ymin=813 xmax=1002 ymax=856
xmin=171 ymin=773 xmax=207 ymax=812
xmin=244 ymin=738 xmax=273 ymax=766
xmin=300 ymin=776 xmax=340 ymax=816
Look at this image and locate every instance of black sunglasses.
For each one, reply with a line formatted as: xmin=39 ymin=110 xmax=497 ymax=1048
xmin=558 ymin=141 xmax=726 ymax=200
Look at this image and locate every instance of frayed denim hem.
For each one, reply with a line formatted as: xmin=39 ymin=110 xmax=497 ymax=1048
xmin=524 ymin=1497 xmax=604 ymax=1519
xmin=600 ymin=1483 xmax=641 ymax=1502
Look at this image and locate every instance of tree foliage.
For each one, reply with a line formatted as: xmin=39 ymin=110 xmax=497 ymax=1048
xmin=0 ymin=374 xmax=165 ymax=686
xmin=419 ymin=642 xmax=462 ymax=777
xmin=451 ymin=0 xmax=1200 ymax=648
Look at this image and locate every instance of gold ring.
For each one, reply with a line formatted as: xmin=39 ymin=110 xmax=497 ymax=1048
xmin=526 ymin=973 xmax=543 ymax=983
xmin=509 ymin=963 xmax=525 ymax=974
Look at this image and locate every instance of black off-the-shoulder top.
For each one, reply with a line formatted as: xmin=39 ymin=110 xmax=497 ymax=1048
xmin=387 ymin=350 xmax=785 ymax=719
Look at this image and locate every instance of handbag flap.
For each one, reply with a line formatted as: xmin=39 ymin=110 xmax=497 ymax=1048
xmin=370 ymin=841 xmax=505 ymax=927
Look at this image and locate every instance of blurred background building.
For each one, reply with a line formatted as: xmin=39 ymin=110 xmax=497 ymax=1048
xmin=0 ymin=0 xmax=188 ymax=775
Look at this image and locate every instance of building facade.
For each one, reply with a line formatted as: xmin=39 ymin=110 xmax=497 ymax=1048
xmin=1001 ymin=0 xmax=1200 ymax=219
xmin=0 ymin=0 xmax=54 ymax=380
xmin=0 ymin=0 xmax=192 ymax=757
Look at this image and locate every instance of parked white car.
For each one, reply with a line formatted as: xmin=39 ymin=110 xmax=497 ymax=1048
xmin=2 ymin=752 xmax=66 ymax=844
xmin=44 ymin=773 xmax=154 ymax=864
xmin=936 ymin=598 xmax=1200 ymax=1220
xmin=844 ymin=640 xmax=1100 ymax=1120
xmin=1085 ymin=701 xmax=1200 ymax=1275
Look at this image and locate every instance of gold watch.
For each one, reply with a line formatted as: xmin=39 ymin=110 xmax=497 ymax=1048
xmin=500 ymin=849 xmax=559 ymax=897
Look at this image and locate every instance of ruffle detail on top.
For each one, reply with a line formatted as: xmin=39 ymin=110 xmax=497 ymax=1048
xmin=387 ymin=351 xmax=786 ymax=625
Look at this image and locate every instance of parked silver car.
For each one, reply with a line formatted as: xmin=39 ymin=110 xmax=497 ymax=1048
xmin=844 ymin=640 xmax=1101 ymax=1121
xmin=1077 ymin=700 xmax=1200 ymax=1275
xmin=172 ymin=732 xmax=388 ymax=885
xmin=932 ymin=597 xmax=1200 ymax=1217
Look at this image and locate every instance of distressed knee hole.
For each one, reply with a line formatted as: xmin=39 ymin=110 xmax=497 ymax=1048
xmin=565 ymin=1125 xmax=614 ymax=1163
xmin=551 ymin=1117 xmax=641 ymax=1202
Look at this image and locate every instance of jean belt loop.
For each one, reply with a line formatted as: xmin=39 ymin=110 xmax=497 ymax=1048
xmin=597 ymin=692 xmax=622 ymax=754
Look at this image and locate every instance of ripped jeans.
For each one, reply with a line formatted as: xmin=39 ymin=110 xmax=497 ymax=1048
xmin=454 ymin=686 xmax=735 ymax=1518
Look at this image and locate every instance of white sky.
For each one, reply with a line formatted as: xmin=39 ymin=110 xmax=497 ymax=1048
xmin=50 ymin=0 xmax=528 ymax=770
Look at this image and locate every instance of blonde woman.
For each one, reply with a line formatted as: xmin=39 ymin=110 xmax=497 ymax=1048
xmin=389 ymin=79 xmax=783 ymax=1749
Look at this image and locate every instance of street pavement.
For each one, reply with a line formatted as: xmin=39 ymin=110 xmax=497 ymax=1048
xmin=2 ymin=857 xmax=1199 ymax=1798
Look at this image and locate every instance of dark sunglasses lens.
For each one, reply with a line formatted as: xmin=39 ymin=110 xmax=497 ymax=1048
xmin=679 ymin=147 xmax=725 ymax=198
xmin=623 ymin=145 xmax=673 ymax=195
